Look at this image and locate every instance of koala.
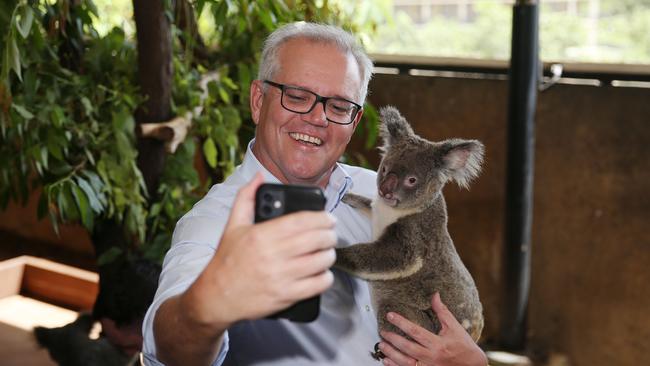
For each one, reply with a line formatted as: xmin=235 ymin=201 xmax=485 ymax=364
xmin=335 ymin=106 xmax=484 ymax=359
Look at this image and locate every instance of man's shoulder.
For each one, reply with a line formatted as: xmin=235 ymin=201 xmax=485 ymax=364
xmin=339 ymin=163 xmax=376 ymax=197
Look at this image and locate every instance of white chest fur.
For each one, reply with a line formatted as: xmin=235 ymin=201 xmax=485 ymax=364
xmin=371 ymin=199 xmax=420 ymax=240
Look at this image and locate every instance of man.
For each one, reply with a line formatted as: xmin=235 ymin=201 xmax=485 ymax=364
xmin=142 ymin=22 xmax=487 ymax=366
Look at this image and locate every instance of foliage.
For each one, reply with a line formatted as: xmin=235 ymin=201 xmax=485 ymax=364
xmin=364 ymin=0 xmax=650 ymax=64
xmin=1 ymin=1 xmax=145 ymax=240
xmin=0 ymin=0 xmax=380 ymax=264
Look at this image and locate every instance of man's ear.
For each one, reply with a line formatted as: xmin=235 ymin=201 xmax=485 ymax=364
xmin=250 ymin=79 xmax=264 ymax=126
xmin=351 ymin=108 xmax=364 ymax=131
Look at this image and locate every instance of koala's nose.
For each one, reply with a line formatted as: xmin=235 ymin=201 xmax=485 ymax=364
xmin=379 ymin=172 xmax=398 ymax=198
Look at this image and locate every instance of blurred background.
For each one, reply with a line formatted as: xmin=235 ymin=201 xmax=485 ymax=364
xmin=0 ymin=1 xmax=648 ymax=365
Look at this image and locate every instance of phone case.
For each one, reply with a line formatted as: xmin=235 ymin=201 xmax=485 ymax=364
xmin=254 ymin=183 xmax=327 ymax=322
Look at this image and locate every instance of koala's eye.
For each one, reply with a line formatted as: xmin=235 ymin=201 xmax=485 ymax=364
xmin=381 ymin=166 xmax=386 ymax=173
xmin=405 ymin=176 xmax=417 ymax=187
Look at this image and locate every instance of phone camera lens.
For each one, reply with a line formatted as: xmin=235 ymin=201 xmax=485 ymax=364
xmin=262 ymin=205 xmax=272 ymax=216
xmin=263 ymin=193 xmax=273 ymax=202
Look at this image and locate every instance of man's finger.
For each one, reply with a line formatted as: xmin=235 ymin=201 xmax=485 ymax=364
xmin=381 ymin=328 xmax=428 ymax=358
xmin=377 ymin=340 xmax=417 ymax=366
xmin=431 ymin=292 xmax=456 ymax=332
xmin=288 ymin=270 xmax=335 ymax=300
xmin=273 ymin=228 xmax=336 ymax=257
xmin=386 ymin=312 xmax=438 ymax=346
xmin=255 ymin=210 xmax=336 ymax=239
xmin=227 ymin=172 xmax=265 ymax=227
xmin=283 ymin=247 xmax=336 ymax=278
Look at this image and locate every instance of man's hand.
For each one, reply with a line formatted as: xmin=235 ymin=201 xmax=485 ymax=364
xmin=184 ymin=172 xmax=338 ymax=327
xmin=377 ymin=293 xmax=487 ymax=366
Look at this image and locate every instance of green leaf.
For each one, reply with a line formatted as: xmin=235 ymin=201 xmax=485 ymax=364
xmin=97 ymin=247 xmax=123 ymax=266
xmin=76 ymin=176 xmax=103 ymax=214
xmin=222 ymin=106 xmax=241 ymax=131
xmin=218 ymin=87 xmax=231 ymax=104
xmin=71 ymin=183 xmax=93 ymax=230
xmin=56 ymin=186 xmax=68 ymax=222
xmin=82 ymin=170 xmax=105 ymax=197
xmin=85 ymin=0 xmax=99 ymax=17
xmin=10 ymin=37 xmax=22 ymax=81
xmin=84 ymin=148 xmax=95 ymax=166
xmin=16 ymin=5 xmax=34 ymax=39
xmin=81 ymin=97 xmax=93 ymax=116
xmin=203 ymin=138 xmax=218 ymax=168
xmin=221 ymin=76 xmax=238 ymax=90
xmin=258 ymin=7 xmax=275 ymax=30
xmin=12 ymin=104 xmax=34 ymax=119
xmin=40 ymin=146 xmax=49 ymax=170
xmin=212 ymin=1 xmax=228 ymax=24
xmin=48 ymin=206 xmax=60 ymax=236
xmin=149 ymin=202 xmax=162 ymax=217
xmin=51 ymin=106 xmax=65 ymax=127
xmin=237 ymin=62 xmax=251 ymax=92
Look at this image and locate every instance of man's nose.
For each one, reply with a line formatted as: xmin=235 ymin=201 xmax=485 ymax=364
xmin=301 ymin=101 xmax=329 ymax=127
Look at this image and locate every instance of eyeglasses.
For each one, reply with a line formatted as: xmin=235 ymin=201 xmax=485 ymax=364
xmin=263 ymin=80 xmax=362 ymax=125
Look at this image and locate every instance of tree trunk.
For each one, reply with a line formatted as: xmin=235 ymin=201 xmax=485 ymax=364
xmin=133 ymin=0 xmax=173 ymax=196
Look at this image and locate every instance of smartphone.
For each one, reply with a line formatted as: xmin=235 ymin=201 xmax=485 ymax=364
xmin=254 ymin=183 xmax=327 ymax=322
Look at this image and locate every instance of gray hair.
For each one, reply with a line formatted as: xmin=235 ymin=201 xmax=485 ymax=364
xmin=258 ymin=22 xmax=374 ymax=104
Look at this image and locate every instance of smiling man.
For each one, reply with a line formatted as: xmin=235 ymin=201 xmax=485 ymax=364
xmin=250 ymin=35 xmax=364 ymax=188
xmin=142 ymin=22 xmax=487 ymax=366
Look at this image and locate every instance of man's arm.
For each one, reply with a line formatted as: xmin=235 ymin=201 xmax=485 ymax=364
xmin=154 ymin=294 xmax=228 ymax=365
xmin=151 ymin=173 xmax=338 ymax=365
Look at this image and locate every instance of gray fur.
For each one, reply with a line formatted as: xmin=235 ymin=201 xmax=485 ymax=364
xmin=335 ymin=106 xmax=484 ymax=344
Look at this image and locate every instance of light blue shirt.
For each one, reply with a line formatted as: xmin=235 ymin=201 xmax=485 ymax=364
xmin=142 ymin=140 xmax=380 ymax=365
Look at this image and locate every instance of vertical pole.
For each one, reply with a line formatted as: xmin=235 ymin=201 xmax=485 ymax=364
xmin=133 ymin=0 xmax=173 ymax=196
xmin=500 ymin=0 xmax=539 ymax=351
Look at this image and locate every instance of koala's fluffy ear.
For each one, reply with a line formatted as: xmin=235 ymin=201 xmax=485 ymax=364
xmin=440 ymin=139 xmax=485 ymax=189
xmin=379 ymin=106 xmax=414 ymax=150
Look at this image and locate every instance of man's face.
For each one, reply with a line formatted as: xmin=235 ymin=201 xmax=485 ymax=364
xmin=250 ymin=38 xmax=364 ymax=188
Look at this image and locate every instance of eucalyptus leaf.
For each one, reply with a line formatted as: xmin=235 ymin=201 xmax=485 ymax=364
xmin=71 ymin=183 xmax=93 ymax=230
xmin=258 ymin=7 xmax=275 ymax=30
xmin=40 ymin=146 xmax=49 ymax=170
xmin=10 ymin=38 xmax=22 ymax=81
xmin=203 ymin=138 xmax=218 ymax=168
xmin=76 ymin=176 xmax=103 ymax=214
xmin=81 ymin=97 xmax=93 ymax=116
xmin=16 ymin=5 xmax=34 ymax=39
xmin=12 ymin=103 xmax=34 ymax=119
xmin=217 ymin=87 xmax=230 ymax=104
xmin=97 ymin=247 xmax=123 ymax=266
xmin=51 ymin=106 xmax=65 ymax=127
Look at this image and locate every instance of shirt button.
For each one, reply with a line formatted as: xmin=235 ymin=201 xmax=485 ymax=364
xmin=365 ymin=305 xmax=371 ymax=312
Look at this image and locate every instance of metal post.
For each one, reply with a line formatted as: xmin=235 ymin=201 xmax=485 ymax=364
xmin=500 ymin=0 xmax=539 ymax=351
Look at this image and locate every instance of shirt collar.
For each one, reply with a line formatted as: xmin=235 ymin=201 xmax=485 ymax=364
xmin=239 ymin=139 xmax=352 ymax=213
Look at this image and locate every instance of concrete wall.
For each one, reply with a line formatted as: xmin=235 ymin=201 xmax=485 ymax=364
xmin=360 ymin=73 xmax=650 ymax=366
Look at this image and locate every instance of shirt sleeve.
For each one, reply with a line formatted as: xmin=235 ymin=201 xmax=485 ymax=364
xmin=141 ymin=195 xmax=233 ymax=365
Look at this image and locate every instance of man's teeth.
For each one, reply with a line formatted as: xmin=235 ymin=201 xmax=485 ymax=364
xmin=290 ymin=132 xmax=322 ymax=146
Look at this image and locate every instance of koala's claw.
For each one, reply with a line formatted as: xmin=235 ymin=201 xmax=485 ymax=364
xmin=370 ymin=342 xmax=385 ymax=361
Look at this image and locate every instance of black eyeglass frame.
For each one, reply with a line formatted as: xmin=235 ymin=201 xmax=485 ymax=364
xmin=263 ymin=80 xmax=362 ymax=125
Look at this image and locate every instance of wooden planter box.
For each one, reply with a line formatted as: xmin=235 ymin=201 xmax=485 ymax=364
xmin=0 ymin=256 xmax=99 ymax=365
xmin=0 ymin=256 xmax=98 ymax=310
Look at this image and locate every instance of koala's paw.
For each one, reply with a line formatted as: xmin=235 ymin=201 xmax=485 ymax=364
xmin=342 ymin=193 xmax=372 ymax=210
